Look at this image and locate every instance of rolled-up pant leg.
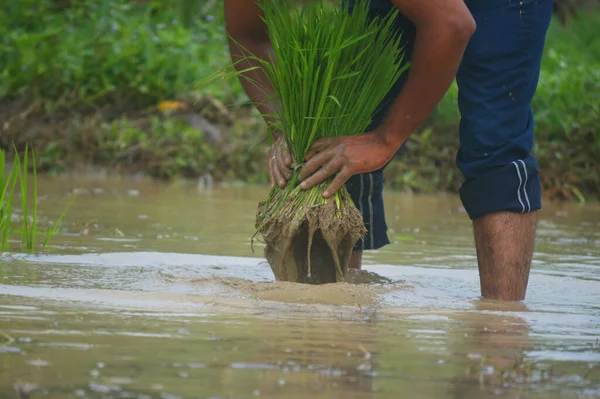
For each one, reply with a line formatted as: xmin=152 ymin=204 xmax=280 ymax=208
xmin=456 ymin=0 xmax=554 ymax=219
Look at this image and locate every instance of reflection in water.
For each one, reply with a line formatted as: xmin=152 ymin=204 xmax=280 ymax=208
xmin=1 ymin=296 xmax=599 ymax=398
xmin=0 ymin=176 xmax=599 ymax=398
xmin=447 ymin=301 xmax=533 ymax=399
xmin=253 ymin=319 xmax=378 ymax=399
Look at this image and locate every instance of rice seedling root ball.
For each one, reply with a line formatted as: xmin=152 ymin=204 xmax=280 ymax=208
xmin=256 ymin=186 xmax=366 ymax=284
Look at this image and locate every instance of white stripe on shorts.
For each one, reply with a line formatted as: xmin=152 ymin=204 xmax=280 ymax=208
xmin=518 ymin=159 xmax=531 ymax=212
xmin=512 ymin=161 xmax=526 ymax=213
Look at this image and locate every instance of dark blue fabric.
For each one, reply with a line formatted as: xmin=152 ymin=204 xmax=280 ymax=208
xmin=347 ymin=0 xmax=392 ymax=10
xmin=455 ymin=0 xmax=553 ymax=219
xmin=343 ymin=0 xmax=554 ymax=250
xmin=346 ymin=172 xmax=389 ymax=250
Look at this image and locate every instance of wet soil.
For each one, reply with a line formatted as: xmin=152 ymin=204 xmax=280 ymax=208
xmin=257 ymin=193 xmax=366 ymax=285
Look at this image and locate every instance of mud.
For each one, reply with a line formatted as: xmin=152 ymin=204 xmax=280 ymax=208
xmin=344 ymin=268 xmax=394 ymax=285
xmin=256 ymin=193 xmax=367 ymax=284
xmin=251 ymin=280 xmax=389 ymax=306
xmin=179 ymin=269 xmax=398 ymax=307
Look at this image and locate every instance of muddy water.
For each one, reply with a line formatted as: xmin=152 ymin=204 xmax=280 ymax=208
xmin=1 ymin=175 xmax=599 ymax=399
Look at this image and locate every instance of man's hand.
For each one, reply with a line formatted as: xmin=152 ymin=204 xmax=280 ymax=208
xmin=268 ymin=134 xmax=293 ymax=187
xmin=297 ymin=131 xmax=400 ymax=197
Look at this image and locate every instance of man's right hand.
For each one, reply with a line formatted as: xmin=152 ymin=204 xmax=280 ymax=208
xmin=268 ymin=134 xmax=293 ymax=188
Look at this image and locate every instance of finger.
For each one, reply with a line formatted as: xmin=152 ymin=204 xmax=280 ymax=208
xmin=272 ymin=160 xmax=287 ymax=188
xmin=274 ymin=140 xmax=292 ymax=168
xmin=297 ymin=151 xmax=333 ymax=181
xmin=268 ymin=157 xmax=275 ymax=186
xmin=307 ymin=138 xmax=336 ymax=160
xmin=276 ymin=155 xmax=292 ymax=180
xmin=299 ymin=157 xmax=344 ymax=190
xmin=305 ymin=150 xmax=317 ymax=161
xmin=283 ymin=151 xmax=292 ymax=167
xmin=310 ymin=138 xmax=331 ymax=151
xmin=323 ymin=167 xmax=351 ymax=198
xmin=306 ymin=140 xmax=330 ymax=159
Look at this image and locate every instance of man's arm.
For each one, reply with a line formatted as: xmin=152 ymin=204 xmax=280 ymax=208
xmin=224 ymin=0 xmax=294 ymax=187
xmin=298 ymin=0 xmax=476 ymax=196
xmin=377 ymin=0 xmax=476 ymax=148
xmin=223 ymin=0 xmax=279 ymax=130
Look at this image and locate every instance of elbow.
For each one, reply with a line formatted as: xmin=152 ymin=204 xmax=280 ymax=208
xmin=418 ymin=7 xmax=476 ymax=48
xmin=448 ymin=10 xmax=476 ymax=44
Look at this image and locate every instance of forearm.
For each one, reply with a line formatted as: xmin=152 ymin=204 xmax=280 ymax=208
xmin=376 ymin=19 xmax=475 ymax=149
xmin=228 ymin=38 xmax=280 ymax=133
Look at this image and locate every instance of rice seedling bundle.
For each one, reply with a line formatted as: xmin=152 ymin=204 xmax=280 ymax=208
xmin=241 ymin=0 xmax=408 ymax=283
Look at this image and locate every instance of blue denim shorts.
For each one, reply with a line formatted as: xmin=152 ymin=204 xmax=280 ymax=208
xmin=345 ymin=0 xmax=554 ymax=250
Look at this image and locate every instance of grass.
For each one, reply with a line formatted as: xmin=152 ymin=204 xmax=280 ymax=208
xmin=0 ymin=145 xmax=75 ymax=254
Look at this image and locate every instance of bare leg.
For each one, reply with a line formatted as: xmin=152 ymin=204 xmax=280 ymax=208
xmin=473 ymin=211 xmax=537 ymax=301
xmin=349 ymin=249 xmax=362 ymax=270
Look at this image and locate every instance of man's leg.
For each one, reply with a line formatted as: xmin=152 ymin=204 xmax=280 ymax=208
xmin=456 ymin=0 xmax=554 ymax=301
xmin=473 ymin=212 xmax=537 ymax=300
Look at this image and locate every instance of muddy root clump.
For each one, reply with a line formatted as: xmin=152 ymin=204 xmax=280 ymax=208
xmin=256 ymin=195 xmax=367 ymax=284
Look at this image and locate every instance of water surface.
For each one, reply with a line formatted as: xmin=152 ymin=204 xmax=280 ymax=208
xmin=1 ymin=175 xmax=599 ymax=398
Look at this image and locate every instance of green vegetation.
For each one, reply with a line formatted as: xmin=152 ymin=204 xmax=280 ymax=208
xmin=0 ymin=146 xmax=75 ymax=254
xmin=1 ymin=0 xmax=599 ymax=202
xmin=0 ymin=0 xmax=241 ymax=109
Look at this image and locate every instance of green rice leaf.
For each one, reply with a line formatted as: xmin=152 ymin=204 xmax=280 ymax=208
xmin=327 ymin=95 xmax=342 ymax=108
xmin=331 ymin=71 xmax=362 ymax=81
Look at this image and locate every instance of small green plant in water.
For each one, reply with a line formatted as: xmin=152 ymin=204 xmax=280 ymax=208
xmin=0 ymin=145 xmax=75 ymax=254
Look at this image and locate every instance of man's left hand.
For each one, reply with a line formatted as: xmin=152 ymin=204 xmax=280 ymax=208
xmin=297 ymin=131 xmax=401 ymax=198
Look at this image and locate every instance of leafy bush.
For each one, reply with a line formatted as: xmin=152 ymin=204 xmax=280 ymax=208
xmin=0 ymin=0 xmax=244 ymax=110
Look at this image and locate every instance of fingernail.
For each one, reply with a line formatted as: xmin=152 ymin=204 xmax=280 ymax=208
xmin=300 ymin=182 xmax=307 ymax=189
xmin=323 ymin=191 xmax=329 ymax=197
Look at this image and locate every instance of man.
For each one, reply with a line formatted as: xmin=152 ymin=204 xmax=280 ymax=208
xmin=223 ymin=0 xmax=554 ymax=301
